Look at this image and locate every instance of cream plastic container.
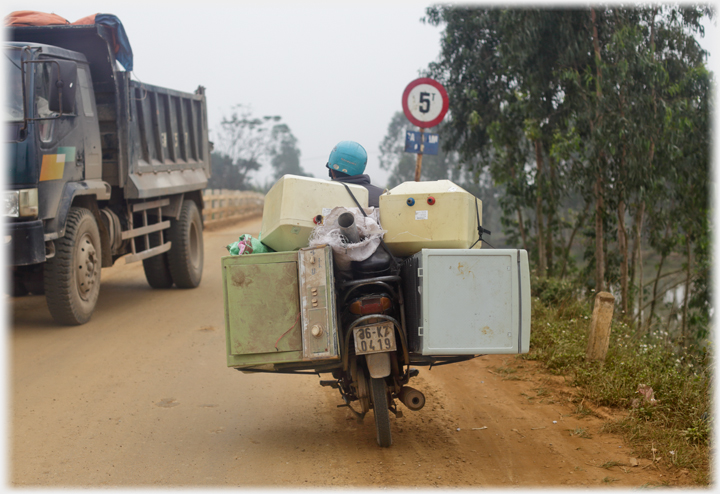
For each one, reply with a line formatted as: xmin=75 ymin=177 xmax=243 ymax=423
xmin=378 ymin=180 xmax=482 ymax=257
xmin=260 ymin=175 xmax=369 ymax=252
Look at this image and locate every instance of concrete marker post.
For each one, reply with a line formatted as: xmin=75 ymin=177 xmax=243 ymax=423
xmin=586 ymin=291 xmax=615 ymax=361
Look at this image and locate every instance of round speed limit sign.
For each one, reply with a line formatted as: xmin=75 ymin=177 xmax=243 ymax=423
xmin=402 ymin=77 xmax=449 ymax=128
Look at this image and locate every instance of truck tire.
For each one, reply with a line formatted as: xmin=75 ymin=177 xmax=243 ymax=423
xmin=167 ymin=200 xmax=203 ymax=288
xmin=44 ymin=207 xmax=102 ymax=325
xmin=143 ymin=252 xmax=174 ymax=288
xmin=142 ymin=231 xmax=174 ymax=289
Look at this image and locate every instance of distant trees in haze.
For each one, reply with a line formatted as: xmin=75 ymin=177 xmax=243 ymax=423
xmin=208 ymin=104 xmax=311 ymax=191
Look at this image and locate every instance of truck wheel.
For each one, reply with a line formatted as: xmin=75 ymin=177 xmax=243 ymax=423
xmin=44 ymin=207 xmax=102 ymax=325
xmin=143 ymin=253 xmax=174 ymax=288
xmin=142 ymin=232 xmax=174 ymax=289
xmin=370 ymin=377 xmax=392 ymax=447
xmin=167 ymin=200 xmax=203 ymax=288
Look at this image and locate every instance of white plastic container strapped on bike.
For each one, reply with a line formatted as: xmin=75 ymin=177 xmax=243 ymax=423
xmin=379 ymin=180 xmax=482 ymax=257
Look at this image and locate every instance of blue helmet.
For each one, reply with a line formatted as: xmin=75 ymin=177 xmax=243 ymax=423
xmin=326 ymin=141 xmax=367 ymax=176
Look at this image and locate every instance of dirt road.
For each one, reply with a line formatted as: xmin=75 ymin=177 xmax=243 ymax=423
xmin=9 ymin=217 xmax=683 ymax=487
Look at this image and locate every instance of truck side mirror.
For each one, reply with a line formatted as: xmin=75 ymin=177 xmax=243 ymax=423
xmin=48 ymin=60 xmax=77 ymax=114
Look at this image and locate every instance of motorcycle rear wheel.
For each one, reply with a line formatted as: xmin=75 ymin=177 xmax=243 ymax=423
xmin=370 ymin=377 xmax=392 ymax=447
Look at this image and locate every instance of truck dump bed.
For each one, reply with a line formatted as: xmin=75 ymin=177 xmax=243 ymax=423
xmin=121 ymin=77 xmax=210 ymax=198
xmin=8 ymin=24 xmax=210 ymax=199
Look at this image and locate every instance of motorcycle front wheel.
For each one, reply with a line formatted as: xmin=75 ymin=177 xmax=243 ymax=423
xmin=370 ymin=377 xmax=392 ymax=447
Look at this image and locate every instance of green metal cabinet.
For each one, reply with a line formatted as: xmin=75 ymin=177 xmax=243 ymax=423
xmin=222 ymin=246 xmax=339 ymax=369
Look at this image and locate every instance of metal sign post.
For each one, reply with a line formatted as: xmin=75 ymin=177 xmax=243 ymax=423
xmin=414 ymin=128 xmax=425 ymax=181
xmin=401 ymin=78 xmax=449 ymax=181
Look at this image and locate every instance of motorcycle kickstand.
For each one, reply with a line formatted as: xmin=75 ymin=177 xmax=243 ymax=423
xmin=389 ymin=403 xmax=403 ymax=419
xmin=337 ymin=403 xmax=366 ymax=423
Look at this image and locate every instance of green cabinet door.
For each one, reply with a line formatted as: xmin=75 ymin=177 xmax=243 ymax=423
xmin=223 ymin=252 xmax=304 ymax=367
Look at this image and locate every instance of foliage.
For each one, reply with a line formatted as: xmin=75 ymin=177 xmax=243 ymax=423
xmin=207 ymin=151 xmax=253 ymax=191
xmin=269 ymin=123 xmax=312 ymax=180
xmin=423 ymin=5 xmax=712 ymax=349
xmin=210 ymin=104 xmax=307 ymax=190
xmin=530 ymin=275 xmax=583 ymax=313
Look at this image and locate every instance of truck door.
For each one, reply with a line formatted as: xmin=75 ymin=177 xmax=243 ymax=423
xmin=75 ymin=64 xmax=101 ymax=180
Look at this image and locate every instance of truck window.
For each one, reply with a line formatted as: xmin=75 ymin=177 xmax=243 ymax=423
xmin=33 ymin=62 xmax=54 ymax=118
xmin=77 ymin=66 xmax=94 ymax=118
xmin=4 ymin=49 xmax=24 ymax=121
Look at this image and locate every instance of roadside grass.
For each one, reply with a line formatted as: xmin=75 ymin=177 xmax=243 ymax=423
xmin=526 ymin=276 xmax=711 ymax=485
xmin=490 ymin=365 xmax=521 ymax=380
xmin=569 ymin=427 xmax=592 ymax=439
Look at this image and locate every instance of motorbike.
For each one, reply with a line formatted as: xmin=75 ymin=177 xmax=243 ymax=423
xmin=318 ymin=211 xmax=472 ymax=447
xmin=231 ymin=207 xmax=496 ymax=448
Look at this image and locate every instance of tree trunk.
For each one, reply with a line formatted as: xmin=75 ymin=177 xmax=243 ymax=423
xmin=682 ymin=237 xmax=692 ymax=345
xmin=618 ymin=201 xmax=629 ymax=316
xmin=546 ymin=211 xmax=554 ymax=277
xmin=517 ymin=207 xmax=528 ymax=251
xmin=591 ymin=8 xmax=605 ymax=293
xmin=604 ymin=229 xmax=610 ymax=291
xmin=617 ymin=78 xmax=629 ymax=318
xmin=646 ymin=252 xmax=666 ymax=334
xmin=594 ymin=175 xmax=605 ymax=293
xmin=546 ymin=154 xmax=557 ymax=277
xmin=591 ymin=8 xmax=603 ymax=95
xmin=633 ymin=203 xmax=645 ymax=329
xmin=646 ymin=223 xmax=671 ymax=334
xmin=534 ymin=139 xmax=546 ymax=277
xmin=665 ymin=289 xmax=676 ymax=343
xmin=508 ymin=159 xmax=529 ymax=251
xmin=560 ymin=202 xmax=590 ymax=279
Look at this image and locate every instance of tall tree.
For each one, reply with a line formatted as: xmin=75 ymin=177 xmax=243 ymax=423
xmin=424 ymin=7 xmax=591 ymax=277
xmin=423 ymin=5 xmax=712 ymax=344
xmin=206 ymin=151 xmax=256 ymax=190
xmin=212 ymin=104 xmax=304 ymax=189
xmin=269 ymin=123 xmax=312 ymax=180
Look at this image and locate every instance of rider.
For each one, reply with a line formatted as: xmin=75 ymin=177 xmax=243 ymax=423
xmin=327 ymin=141 xmax=383 ymax=207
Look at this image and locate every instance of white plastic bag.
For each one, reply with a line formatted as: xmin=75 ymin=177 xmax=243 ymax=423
xmin=308 ymin=206 xmax=385 ymax=271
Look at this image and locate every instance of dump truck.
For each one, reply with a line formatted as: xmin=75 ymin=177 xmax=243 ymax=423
xmin=4 ymin=15 xmax=211 ymax=324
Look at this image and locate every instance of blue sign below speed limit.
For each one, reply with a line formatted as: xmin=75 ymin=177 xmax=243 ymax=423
xmin=404 ymin=131 xmax=439 ymax=155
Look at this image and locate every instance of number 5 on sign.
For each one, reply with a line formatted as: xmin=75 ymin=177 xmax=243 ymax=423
xmin=402 ymin=78 xmax=449 ymax=129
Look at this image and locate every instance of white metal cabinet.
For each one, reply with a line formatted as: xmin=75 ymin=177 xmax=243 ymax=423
xmin=404 ymin=249 xmax=531 ymax=355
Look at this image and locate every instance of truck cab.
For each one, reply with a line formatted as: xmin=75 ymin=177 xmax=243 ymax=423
xmin=4 ymin=18 xmax=210 ymax=325
xmin=5 ymin=42 xmax=103 ymax=267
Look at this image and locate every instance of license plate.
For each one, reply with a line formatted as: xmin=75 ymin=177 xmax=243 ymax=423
xmin=353 ymin=322 xmax=396 ymax=355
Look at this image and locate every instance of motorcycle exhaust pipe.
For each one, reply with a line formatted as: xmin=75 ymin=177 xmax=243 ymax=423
xmin=338 ymin=211 xmax=361 ymax=244
xmin=398 ymin=386 xmax=425 ymax=411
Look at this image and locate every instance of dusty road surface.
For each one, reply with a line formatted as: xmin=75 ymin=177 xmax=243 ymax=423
xmin=9 ymin=217 xmax=687 ymax=487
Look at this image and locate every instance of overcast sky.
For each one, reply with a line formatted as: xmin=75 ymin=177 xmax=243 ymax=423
xmin=4 ymin=1 xmax=718 ymax=190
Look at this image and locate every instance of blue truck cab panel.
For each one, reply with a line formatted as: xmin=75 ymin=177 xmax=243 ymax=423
xmin=5 ymin=42 xmax=100 ymax=264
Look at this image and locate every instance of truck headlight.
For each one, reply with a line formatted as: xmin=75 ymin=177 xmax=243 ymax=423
xmin=3 ymin=189 xmax=38 ymax=218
